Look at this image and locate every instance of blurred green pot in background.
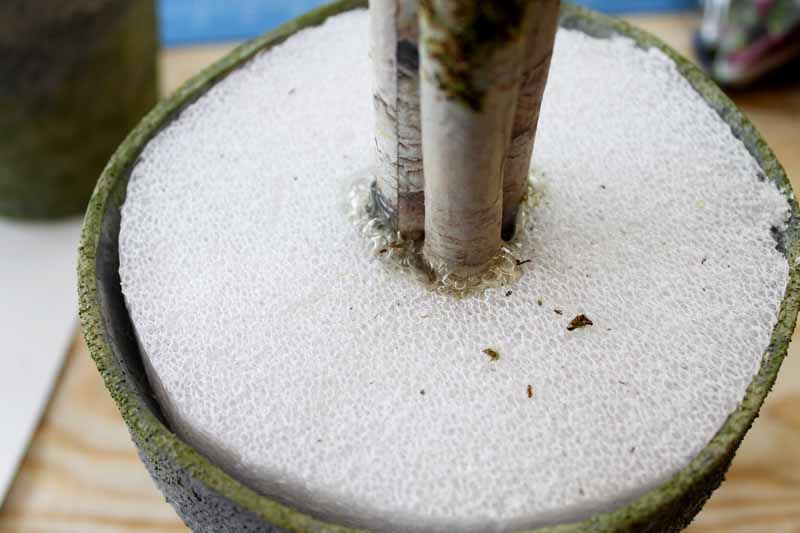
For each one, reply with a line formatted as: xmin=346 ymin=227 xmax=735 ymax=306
xmin=0 ymin=0 xmax=158 ymax=219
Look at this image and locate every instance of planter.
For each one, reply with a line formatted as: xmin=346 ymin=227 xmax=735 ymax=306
xmin=0 ymin=0 xmax=158 ymax=218
xmin=78 ymin=2 xmax=799 ymax=532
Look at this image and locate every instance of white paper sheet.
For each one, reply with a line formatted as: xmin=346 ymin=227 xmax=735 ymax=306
xmin=0 ymin=217 xmax=82 ymax=503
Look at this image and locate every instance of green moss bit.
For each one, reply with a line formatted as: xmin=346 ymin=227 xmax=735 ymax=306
xmin=419 ymin=0 xmax=527 ymax=111
xmin=482 ymin=347 xmax=500 ymax=361
xmin=567 ymin=314 xmax=594 ymax=331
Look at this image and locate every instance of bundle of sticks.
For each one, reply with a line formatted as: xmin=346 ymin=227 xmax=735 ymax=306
xmin=370 ymin=1 xmax=560 ymax=274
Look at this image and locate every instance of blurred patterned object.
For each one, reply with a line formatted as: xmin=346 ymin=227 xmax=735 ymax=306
xmin=697 ymin=0 xmax=800 ymax=85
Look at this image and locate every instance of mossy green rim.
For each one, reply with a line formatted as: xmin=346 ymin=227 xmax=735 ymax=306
xmin=77 ymin=2 xmax=799 ymax=531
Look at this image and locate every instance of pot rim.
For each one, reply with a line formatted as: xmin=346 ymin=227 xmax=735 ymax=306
xmin=77 ymin=1 xmax=800 ymax=531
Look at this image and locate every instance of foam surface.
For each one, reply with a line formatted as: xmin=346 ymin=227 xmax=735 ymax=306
xmin=119 ymin=10 xmax=791 ymax=531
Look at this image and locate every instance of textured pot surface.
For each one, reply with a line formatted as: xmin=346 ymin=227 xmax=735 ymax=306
xmin=78 ymin=2 xmax=799 ymax=532
xmin=0 ymin=0 xmax=158 ymax=219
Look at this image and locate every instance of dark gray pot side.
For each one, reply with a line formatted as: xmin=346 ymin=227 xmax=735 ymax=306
xmin=77 ymin=2 xmax=800 ymax=532
xmin=0 ymin=0 xmax=158 ymax=219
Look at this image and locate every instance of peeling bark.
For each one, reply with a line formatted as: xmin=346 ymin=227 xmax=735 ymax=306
xmin=370 ymin=0 xmax=424 ymax=238
xmin=419 ymin=0 xmax=529 ymax=273
xmin=502 ymin=0 xmax=560 ymax=237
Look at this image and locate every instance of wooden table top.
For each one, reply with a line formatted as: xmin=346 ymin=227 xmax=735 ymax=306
xmin=1 ymin=13 xmax=798 ymax=533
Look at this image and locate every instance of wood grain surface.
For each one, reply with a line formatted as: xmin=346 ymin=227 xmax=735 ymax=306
xmin=1 ymin=13 xmax=798 ymax=533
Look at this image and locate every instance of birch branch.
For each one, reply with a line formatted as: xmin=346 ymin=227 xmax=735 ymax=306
xmin=419 ymin=0 xmax=529 ymax=273
xmin=370 ymin=0 xmax=424 ymax=238
xmin=502 ymin=0 xmax=560 ymax=237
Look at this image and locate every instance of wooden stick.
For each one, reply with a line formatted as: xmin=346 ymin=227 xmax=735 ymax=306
xmin=370 ymin=0 xmax=425 ymax=238
xmin=419 ymin=1 xmax=529 ymax=273
xmin=502 ymin=0 xmax=560 ymax=237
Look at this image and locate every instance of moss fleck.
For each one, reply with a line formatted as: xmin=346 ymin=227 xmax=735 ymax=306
xmin=483 ymin=347 xmax=500 ymax=361
xmin=567 ymin=314 xmax=594 ymax=331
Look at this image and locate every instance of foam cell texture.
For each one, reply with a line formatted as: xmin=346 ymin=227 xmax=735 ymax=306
xmin=119 ymin=11 xmax=791 ymax=532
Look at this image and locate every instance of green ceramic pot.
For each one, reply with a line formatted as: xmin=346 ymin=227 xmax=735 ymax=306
xmin=77 ymin=1 xmax=799 ymax=531
xmin=0 ymin=0 xmax=158 ymax=219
